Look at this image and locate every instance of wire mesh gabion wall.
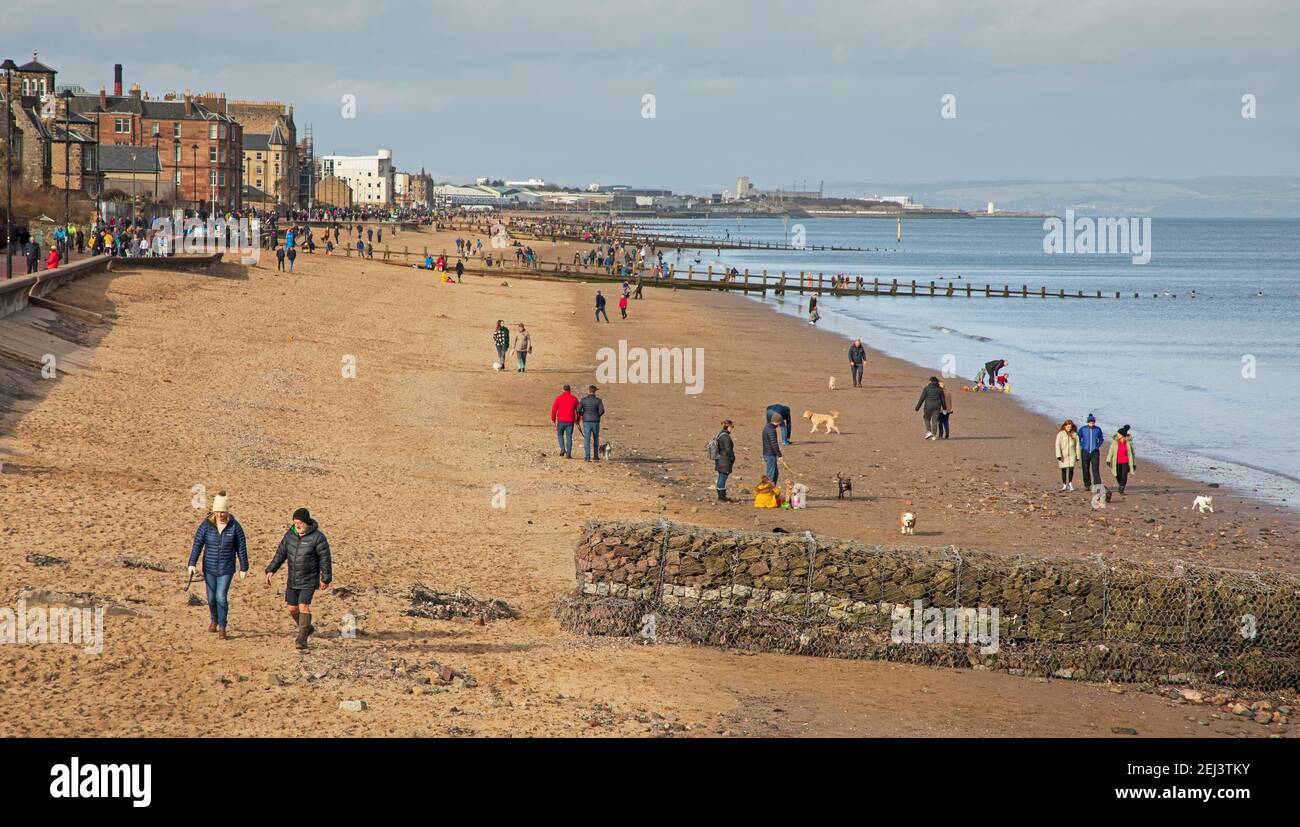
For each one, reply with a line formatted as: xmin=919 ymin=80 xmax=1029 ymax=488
xmin=556 ymin=520 xmax=1300 ymax=692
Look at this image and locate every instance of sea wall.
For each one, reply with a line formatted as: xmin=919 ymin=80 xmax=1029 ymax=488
xmin=556 ymin=520 xmax=1300 ymax=691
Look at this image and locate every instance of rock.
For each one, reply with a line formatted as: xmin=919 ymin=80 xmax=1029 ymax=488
xmin=1253 ymin=711 xmax=1272 ymax=725
xmin=338 ymin=700 xmax=369 ymax=712
xmin=1111 ymin=727 xmax=1138 ymax=735
xmin=1230 ymin=703 xmax=1252 ymax=717
xmin=1179 ymin=689 xmax=1204 ymax=703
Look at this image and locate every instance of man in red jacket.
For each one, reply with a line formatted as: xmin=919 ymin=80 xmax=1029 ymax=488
xmin=550 ymin=384 xmax=580 ymax=458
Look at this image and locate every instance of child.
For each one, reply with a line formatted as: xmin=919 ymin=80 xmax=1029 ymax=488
xmin=618 ymin=293 xmax=629 ymax=319
xmin=753 ymin=477 xmax=780 ymax=508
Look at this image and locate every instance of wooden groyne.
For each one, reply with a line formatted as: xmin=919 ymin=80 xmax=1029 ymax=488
xmin=338 ymin=243 xmax=1160 ymax=299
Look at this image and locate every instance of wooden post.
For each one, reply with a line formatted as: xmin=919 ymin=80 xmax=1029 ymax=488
xmin=929 ymin=281 xmax=935 ymax=296
xmin=1041 ymin=286 xmax=1046 ymax=298
xmin=1003 ymin=285 xmax=1009 ymax=297
xmin=707 ymin=265 xmax=713 ymax=283
xmin=890 ymin=279 xmax=898 ymax=295
xmin=910 ymin=280 xmax=917 ymax=296
xmin=1022 ymin=284 xmax=1028 ymax=297
xmin=966 ymin=283 xmax=971 ymax=297
xmin=984 ymin=285 xmax=991 ymax=297
xmin=873 ymin=277 xmax=880 ymax=294
xmin=1059 ymin=289 xmax=1065 ymax=298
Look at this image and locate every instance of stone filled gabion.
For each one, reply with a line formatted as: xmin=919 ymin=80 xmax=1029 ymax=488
xmin=558 ymin=520 xmax=1300 ymax=692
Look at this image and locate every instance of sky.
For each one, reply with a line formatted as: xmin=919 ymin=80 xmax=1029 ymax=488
xmin=3 ymin=0 xmax=1297 ymax=194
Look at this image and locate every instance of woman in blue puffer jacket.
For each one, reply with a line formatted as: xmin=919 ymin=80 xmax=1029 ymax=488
xmin=187 ymin=491 xmax=249 ymax=639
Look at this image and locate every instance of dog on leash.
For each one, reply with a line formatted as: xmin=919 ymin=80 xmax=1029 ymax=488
xmin=599 ymin=442 xmax=613 ymax=461
xmin=802 ymin=409 xmax=841 ymax=434
xmin=834 ymin=472 xmax=853 ymax=500
xmin=828 ymin=376 xmax=837 ymax=391
xmin=1192 ymin=495 xmax=1214 ymax=514
xmin=900 ymin=501 xmax=916 ymax=535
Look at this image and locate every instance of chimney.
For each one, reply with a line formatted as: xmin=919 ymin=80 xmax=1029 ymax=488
xmin=99 ymin=85 xmax=107 ymax=108
xmin=130 ymin=82 xmax=141 ymax=100
xmin=114 ymin=64 xmax=122 ymax=96
xmin=183 ymin=90 xmax=193 ymax=116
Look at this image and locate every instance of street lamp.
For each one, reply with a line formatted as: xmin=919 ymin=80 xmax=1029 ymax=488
xmin=129 ymin=149 xmax=137 ymax=228
xmin=2 ymin=57 xmax=16 ymax=279
xmin=152 ymin=133 xmax=159 ymax=223
xmin=190 ymin=143 xmax=198 ymax=217
xmin=60 ymin=89 xmax=73 ymax=254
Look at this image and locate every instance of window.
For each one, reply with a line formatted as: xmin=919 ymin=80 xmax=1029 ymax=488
xmin=274 ymin=163 xmax=280 ymax=175
xmin=173 ymin=123 xmax=180 ymax=138
xmin=175 ymin=170 xmax=181 ymax=184
xmin=151 ymin=122 xmax=159 ymax=136
xmin=256 ymin=152 xmax=262 ymax=160
xmin=219 ymin=123 xmax=226 ymax=139
xmin=219 ymin=170 xmax=225 ymax=186
xmin=209 ymin=146 xmax=217 ymax=162
xmin=219 ymin=146 xmax=226 ymax=163
xmin=39 ymin=79 xmax=47 ymax=96
xmin=210 ymin=170 xmax=217 ymax=186
xmin=114 ymin=118 xmax=130 ymax=134
xmin=21 ymin=79 xmax=29 ymax=95
xmin=208 ymin=123 xmax=217 ymax=139
xmin=174 ymin=145 xmax=181 ymax=162
xmin=256 ymin=164 xmax=263 ymax=174
xmin=256 ymin=179 xmax=263 ymax=188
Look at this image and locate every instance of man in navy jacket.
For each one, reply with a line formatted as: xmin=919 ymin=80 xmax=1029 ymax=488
xmin=1078 ymin=414 xmax=1105 ymax=490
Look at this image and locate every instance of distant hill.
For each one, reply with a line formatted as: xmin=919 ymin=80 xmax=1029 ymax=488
xmin=825 ymin=176 xmax=1300 ymax=217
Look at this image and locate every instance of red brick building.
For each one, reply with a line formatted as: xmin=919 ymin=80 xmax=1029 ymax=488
xmin=68 ymin=65 xmax=243 ymax=212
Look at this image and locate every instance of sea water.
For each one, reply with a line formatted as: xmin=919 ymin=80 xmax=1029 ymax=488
xmin=646 ymin=216 xmax=1299 ymax=506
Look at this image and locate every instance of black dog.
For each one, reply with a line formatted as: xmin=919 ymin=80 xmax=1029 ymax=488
xmin=835 ymin=472 xmax=853 ymax=499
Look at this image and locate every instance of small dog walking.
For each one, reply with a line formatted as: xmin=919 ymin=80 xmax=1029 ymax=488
xmin=599 ymin=442 xmax=613 ymax=461
xmin=1192 ymin=495 xmax=1214 ymax=514
xmin=803 ymin=409 xmax=841 ymax=435
xmin=828 ymin=376 xmax=836 ymax=391
xmin=1090 ymin=485 xmax=1112 ymax=510
xmin=900 ymin=500 xmax=916 ymax=535
xmin=834 ymin=472 xmax=853 ymax=500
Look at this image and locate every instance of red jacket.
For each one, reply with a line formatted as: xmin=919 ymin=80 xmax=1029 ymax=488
xmin=46 ymin=249 xmax=61 ymax=269
xmin=550 ymin=391 xmax=580 ymax=423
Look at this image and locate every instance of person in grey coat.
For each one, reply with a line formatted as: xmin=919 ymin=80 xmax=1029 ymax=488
xmin=265 ymin=507 xmax=333 ymax=649
xmin=915 ymin=376 xmax=945 ymax=441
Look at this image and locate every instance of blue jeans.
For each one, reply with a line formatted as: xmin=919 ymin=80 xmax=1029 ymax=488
xmin=596 ymin=307 xmax=609 ymax=322
xmin=764 ymin=455 xmax=779 ymax=483
xmin=583 ymin=421 xmax=601 ymax=460
xmin=937 ymin=412 xmax=950 ymax=438
xmin=204 ymin=572 xmax=233 ymax=626
xmin=716 ymin=471 xmax=729 ymax=490
xmin=556 ymin=421 xmax=574 ymax=456
xmin=851 ymin=362 xmax=863 ymax=386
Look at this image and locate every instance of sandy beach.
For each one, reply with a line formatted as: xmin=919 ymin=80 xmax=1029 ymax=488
xmin=1 ymin=227 xmax=1296 ymax=738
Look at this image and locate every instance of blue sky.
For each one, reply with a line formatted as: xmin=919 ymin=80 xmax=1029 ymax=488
xmin=3 ymin=0 xmax=1296 ymax=193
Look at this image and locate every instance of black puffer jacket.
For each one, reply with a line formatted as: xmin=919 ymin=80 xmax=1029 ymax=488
xmin=915 ymin=382 xmax=945 ymax=412
xmin=266 ymin=520 xmax=333 ymax=589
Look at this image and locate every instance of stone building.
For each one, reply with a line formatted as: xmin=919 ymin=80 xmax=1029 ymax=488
xmin=1 ymin=52 xmax=98 ymax=194
xmin=312 ymin=175 xmax=353 ymax=209
xmin=229 ymin=99 xmax=297 ymax=206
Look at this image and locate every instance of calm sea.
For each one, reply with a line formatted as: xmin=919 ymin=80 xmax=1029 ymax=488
xmin=643 ymin=216 xmax=1299 ymax=507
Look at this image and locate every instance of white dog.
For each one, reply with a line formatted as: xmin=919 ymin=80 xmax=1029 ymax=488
xmin=828 ymin=376 xmax=836 ymax=391
xmin=1193 ymin=495 xmax=1214 ymax=514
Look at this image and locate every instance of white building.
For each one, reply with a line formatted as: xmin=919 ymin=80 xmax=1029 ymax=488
xmin=735 ymin=176 xmax=753 ymax=199
xmin=317 ymin=149 xmax=396 ymax=206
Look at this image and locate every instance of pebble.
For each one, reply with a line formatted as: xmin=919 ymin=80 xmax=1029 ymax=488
xmin=338 ymin=700 xmax=368 ymax=712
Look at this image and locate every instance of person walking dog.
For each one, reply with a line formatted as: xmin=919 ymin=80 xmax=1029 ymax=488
xmin=264 ymin=507 xmax=333 ymax=650
xmin=187 ymin=492 xmax=248 ymax=639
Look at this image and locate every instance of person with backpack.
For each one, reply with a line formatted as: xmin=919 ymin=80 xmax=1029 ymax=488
xmin=848 ymin=339 xmax=867 ymax=387
xmin=709 ymin=420 xmax=736 ymax=502
xmin=187 ymin=492 xmax=248 ymax=640
xmin=264 ymin=507 xmax=333 ymax=650
xmin=1077 ymin=414 xmax=1105 ymax=490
